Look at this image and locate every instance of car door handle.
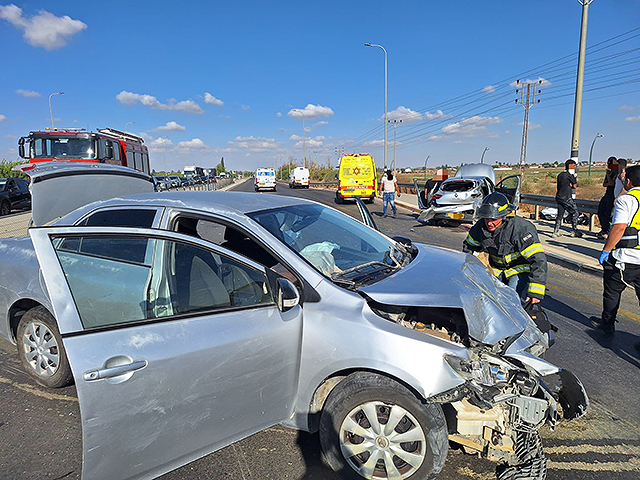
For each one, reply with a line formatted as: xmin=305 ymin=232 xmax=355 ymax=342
xmin=82 ymin=360 xmax=148 ymax=381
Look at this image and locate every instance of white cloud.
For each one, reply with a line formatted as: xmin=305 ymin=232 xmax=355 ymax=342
xmin=387 ymin=106 xmax=422 ymax=123
xmin=116 ymin=91 xmax=204 ymax=114
xmin=363 ymin=139 xmax=385 ymax=148
xmin=505 ymin=130 xmax=511 ymax=135
xmin=428 ymin=135 xmax=445 ymax=142
xmin=619 ymin=105 xmax=639 ymax=111
xmin=453 ymin=140 xmax=463 ymax=144
xmin=314 ymin=121 xmax=329 ymax=127
xmin=509 ymin=77 xmax=551 ymax=87
xmin=288 ymin=104 xmax=334 ymax=119
xmin=154 ymin=121 xmax=186 ymax=132
xmin=204 ymin=93 xmax=224 ymax=106
xmin=483 ymin=85 xmax=496 ymax=93
xmin=227 ymin=136 xmax=279 ymax=153
xmin=15 ymin=89 xmax=40 ymax=98
xmin=625 ymin=116 xmax=640 ymax=122
xmin=0 ymin=4 xmax=87 ymax=50
xmin=0 ymin=114 xmax=6 ymax=123
xmin=148 ymin=137 xmax=174 ymax=149
xmin=5 ymin=134 xmax=17 ymax=139
xmin=424 ymin=110 xmax=447 ymax=121
xmin=518 ymin=122 xmax=542 ymax=130
xmin=488 ymin=133 xmax=500 ymax=139
xmin=442 ymin=115 xmax=503 ymax=135
xmin=177 ymin=138 xmax=208 ymax=149
xmin=241 ymin=104 xmax=250 ymax=111
xmin=276 ymin=112 xmax=282 ymax=118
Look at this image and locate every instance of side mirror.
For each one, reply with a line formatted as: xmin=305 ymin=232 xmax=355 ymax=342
xmin=276 ymin=278 xmax=300 ymax=312
xmin=334 ymin=174 xmax=338 ymax=180
xmin=392 ymin=236 xmax=418 ymax=256
xmin=18 ymin=137 xmax=27 ymax=159
xmin=104 ymin=140 xmax=114 ymax=159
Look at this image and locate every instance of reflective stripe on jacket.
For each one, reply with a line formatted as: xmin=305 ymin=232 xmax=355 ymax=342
xmin=463 ymin=216 xmax=548 ymax=299
xmin=614 ymin=189 xmax=640 ymax=250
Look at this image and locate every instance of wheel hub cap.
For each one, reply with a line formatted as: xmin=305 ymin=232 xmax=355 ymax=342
xmin=22 ymin=321 xmax=59 ymax=378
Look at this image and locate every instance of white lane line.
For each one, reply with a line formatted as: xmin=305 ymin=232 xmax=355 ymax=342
xmin=546 ymin=444 xmax=640 ymax=455
xmin=548 ymin=457 xmax=640 ymax=472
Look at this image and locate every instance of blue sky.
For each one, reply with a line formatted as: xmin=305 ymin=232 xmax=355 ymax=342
xmin=1 ymin=1 xmax=639 ymax=173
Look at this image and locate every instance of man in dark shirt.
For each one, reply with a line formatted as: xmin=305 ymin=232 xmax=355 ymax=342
xmin=553 ymin=159 xmax=582 ymax=238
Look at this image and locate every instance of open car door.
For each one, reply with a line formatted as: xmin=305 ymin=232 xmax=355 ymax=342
xmin=495 ymin=174 xmax=521 ymax=210
xmin=355 ymin=197 xmax=379 ymax=231
xmin=29 ymin=226 xmax=303 ymax=480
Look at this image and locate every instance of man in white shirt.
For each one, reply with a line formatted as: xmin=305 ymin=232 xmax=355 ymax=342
xmin=591 ymin=165 xmax=640 ymax=334
xmin=378 ymin=169 xmax=400 ymax=218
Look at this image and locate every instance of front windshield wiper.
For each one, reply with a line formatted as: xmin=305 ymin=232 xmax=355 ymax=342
xmin=331 ymin=260 xmax=398 ymax=286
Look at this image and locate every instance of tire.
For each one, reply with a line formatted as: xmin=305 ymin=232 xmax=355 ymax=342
xmin=496 ymin=431 xmax=547 ymax=480
xmin=16 ymin=307 xmax=74 ymax=388
xmin=0 ymin=200 xmax=10 ymax=216
xmin=336 ymin=195 xmax=344 ymax=204
xmin=366 ymin=197 xmax=375 ymax=204
xmin=320 ymin=372 xmax=448 ymax=480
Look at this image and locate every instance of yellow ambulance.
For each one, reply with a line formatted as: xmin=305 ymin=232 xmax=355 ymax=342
xmin=336 ymin=154 xmax=377 ymax=203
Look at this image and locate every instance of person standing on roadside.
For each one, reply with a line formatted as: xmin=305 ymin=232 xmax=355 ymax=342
xmin=597 ymin=156 xmax=619 ymax=238
xmin=590 ymin=165 xmax=640 ymax=334
xmin=614 ymin=158 xmax=627 ymax=199
xmin=553 ymin=159 xmax=582 ymax=238
xmin=379 ymin=169 xmax=400 ymax=218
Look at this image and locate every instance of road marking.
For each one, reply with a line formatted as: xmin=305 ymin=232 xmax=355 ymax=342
xmin=0 ymin=376 xmax=77 ymax=402
xmin=546 ymin=444 xmax=640 ymax=455
xmin=548 ymin=281 xmax=640 ymax=323
xmin=548 ymin=457 xmax=640 ymax=471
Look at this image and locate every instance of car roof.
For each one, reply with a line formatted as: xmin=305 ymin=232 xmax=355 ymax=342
xmin=71 ymin=191 xmax=316 ymax=218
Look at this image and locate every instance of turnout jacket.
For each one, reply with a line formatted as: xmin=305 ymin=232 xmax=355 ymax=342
xmin=463 ymin=216 xmax=548 ymax=299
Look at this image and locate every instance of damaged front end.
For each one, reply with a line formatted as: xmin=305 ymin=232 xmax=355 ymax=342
xmin=361 ymin=247 xmax=588 ymax=478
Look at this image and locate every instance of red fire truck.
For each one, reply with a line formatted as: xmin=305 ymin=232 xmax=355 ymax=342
xmin=18 ymin=128 xmax=151 ymax=174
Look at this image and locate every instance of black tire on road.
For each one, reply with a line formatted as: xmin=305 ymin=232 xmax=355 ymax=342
xmin=0 ymin=200 xmax=10 ymax=216
xmin=319 ymin=372 xmax=448 ymax=480
xmin=17 ymin=306 xmax=74 ymax=388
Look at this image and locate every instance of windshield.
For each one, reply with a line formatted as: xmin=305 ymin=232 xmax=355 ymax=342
xmin=249 ymin=204 xmax=408 ymax=285
xmin=30 ymin=136 xmax=97 ymax=160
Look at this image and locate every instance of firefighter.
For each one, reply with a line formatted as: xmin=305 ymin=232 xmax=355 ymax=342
xmin=463 ymin=192 xmax=548 ymax=304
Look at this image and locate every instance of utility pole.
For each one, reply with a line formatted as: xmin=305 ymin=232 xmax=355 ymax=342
xmin=570 ymin=0 xmax=594 ymax=165
xmin=515 ymin=80 xmax=542 ymax=177
xmin=388 ymin=119 xmax=402 ymax=172
xmin=334 ymin=146 xmax=344 ymax=168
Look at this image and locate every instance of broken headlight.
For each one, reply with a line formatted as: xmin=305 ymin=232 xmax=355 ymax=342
xmin=444 ymin=353 xmax=509 ymax=387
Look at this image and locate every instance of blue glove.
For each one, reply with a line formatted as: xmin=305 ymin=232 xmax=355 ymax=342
xmin=599 ymin=250 xmax=610 ymax=265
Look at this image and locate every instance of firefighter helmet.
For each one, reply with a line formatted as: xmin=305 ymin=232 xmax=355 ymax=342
xmin=476 ymin=192 xmax=513 ymax=219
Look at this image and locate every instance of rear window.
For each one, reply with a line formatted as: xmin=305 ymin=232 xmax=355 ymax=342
xmin=340 ymin=162 xmax=373 ymax=178
xmin=441 ymin=180 xmax=475 ymax=192
xmin=258 ymin=171 xmax=275 ymax=176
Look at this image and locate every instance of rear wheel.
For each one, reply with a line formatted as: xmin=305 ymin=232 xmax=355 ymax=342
xmin=320 ymin=372 xmax=448 ymax=480
xmin=16 ymin=307 xmax=74 ymax=388
xmin=0 ymin=200 xmax=10 ymax=216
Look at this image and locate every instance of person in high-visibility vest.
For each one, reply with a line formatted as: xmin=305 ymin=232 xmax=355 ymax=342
xmin=591 ymin=165 xmax=640 ymax=334
xmin=463 ymin=192 xmax=548 ymax=304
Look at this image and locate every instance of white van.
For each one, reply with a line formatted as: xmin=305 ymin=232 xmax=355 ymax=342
xmin=289 ymin=167 xmax=310 ymax=189
xmin=255 ymin=168 xmax=277 ymax=191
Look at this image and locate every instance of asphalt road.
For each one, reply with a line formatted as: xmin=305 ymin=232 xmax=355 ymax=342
xmin=0 ymin=181 xmax=638 ymax=480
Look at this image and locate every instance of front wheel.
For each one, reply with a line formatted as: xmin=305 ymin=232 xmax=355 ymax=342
xmin=16 ymin=307 xmax=74 ymax=388
xmin=320 ymin=372 xmax=448 ymax=480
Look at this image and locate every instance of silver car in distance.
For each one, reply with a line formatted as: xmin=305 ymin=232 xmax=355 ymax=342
xmin=0 ymin=163 xmax=586 ymax=480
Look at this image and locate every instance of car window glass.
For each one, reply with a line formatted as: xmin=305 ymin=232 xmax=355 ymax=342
xmin=53 ymin=235 xmax=273 ymax=329
xmin=250 ymin=204 xmax=397 ymax=276
xmin=79 ymin=209 xmax=157 ymax=228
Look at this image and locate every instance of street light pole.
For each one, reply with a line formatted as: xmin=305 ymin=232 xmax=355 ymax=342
xmin=424 ymin=155 xmax=430 ymax=181
xmin=279 ymin=128 xmax=291 ymax=163
xmin=160 ymin=138 xmax=167 ymax=173
xmin=125 ymin=121 xmax=135 ymax=132
xmin=365 ymin=43 xmax=388 ymax=169
xmin=588 ymin=133 xmax=604 ymax=177
xmin=49 ymin=92 xmax=64 ymax=129
xmin=292 ymin=109 xmax=306 ymax=168
xmin=481 ymin=147 xmax=490 ymax=164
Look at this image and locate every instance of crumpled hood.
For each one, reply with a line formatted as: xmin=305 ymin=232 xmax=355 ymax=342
xmin=358 ymin=243 xmax=535 ymax=345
